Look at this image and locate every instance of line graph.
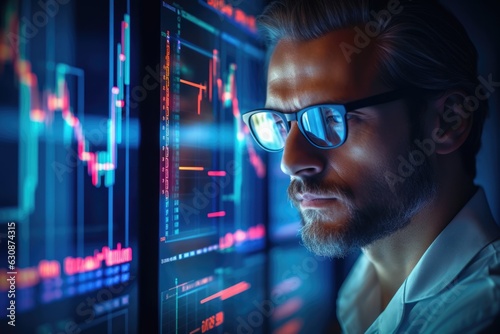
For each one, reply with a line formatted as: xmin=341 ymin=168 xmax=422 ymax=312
xmin=160 ymin=250 xmax=266 ymax=334
xmin=199 ymin=281 xmax=251 ymax=304
xmin=160 ymin=20 xmax=267 ymax=241
xmin=0 ymin=7 xmax=131 ymax=222
xmin=179 ymin=79 xmax=206 ymax=115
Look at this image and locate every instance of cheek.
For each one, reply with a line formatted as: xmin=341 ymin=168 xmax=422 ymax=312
xmin=328 ymin=115 xmax=411 ymax=192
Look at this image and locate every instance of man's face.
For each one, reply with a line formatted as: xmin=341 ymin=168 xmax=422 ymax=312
xmin=266 ymin=30 xmax=437 ymax=258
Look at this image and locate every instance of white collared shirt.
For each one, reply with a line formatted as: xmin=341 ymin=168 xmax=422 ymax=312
xmin=337 ymin=188 xmax=500 ymax=333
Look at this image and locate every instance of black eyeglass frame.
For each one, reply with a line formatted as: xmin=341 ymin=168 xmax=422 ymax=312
xmin=242 ymin=89 xmax=414 ymax=152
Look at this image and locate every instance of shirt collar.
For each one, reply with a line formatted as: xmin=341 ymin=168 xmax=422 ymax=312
xmin=404 ymin=187 xmax=500 ymax=303
xmin=337 ymin=255 xmax=381 ymax=333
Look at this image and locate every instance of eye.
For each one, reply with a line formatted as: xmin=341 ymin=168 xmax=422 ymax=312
xmin=325 ymin=111 xmax=342 ymax=125
xmin=273 ymin=118 xmax=288 ymax=137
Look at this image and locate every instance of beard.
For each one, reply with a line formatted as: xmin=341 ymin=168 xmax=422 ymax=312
xmin=288 ymin=148 xmax=438 ymax=258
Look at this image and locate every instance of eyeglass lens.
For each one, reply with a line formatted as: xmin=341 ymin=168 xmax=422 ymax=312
xmin=249 ymin=106 xmax=345 ymax=151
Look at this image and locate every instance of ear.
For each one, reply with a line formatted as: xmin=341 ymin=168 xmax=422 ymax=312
xmin=431 ymin=91 xmax=474 ymax=155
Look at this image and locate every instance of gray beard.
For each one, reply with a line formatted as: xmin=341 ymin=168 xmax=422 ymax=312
xmin=288 ymin=151 xmax=438 ymax=259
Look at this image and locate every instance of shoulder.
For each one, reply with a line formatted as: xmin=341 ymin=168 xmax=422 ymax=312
xmin=403 ymin=239 xmax=500 ymax=333
xmin=406 ymin=282 xmax=500 ymax=333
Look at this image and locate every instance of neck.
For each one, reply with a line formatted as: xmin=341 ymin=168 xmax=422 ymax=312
xmin=362 ymin=161 xmax=476 ymax=311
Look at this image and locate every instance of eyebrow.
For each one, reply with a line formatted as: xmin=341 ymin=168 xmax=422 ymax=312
xmin=268 ymin=99 xmax=351 ymax=113
xmin=265 ymin=89 xmax=411 ymax=113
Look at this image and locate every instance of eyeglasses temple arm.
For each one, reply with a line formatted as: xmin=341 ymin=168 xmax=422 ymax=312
xmin=344 ymin=89 xmax=410 ymax=111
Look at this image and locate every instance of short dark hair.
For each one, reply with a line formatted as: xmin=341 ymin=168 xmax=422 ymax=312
xmin=258 ymin=0 xmax=488 ymax=178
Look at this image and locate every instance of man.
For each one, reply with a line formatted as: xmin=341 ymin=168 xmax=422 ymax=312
xmin=242 ymin=0 xmax=500 ymax=332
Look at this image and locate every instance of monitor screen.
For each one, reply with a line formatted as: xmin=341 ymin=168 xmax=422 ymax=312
xmin=158 ymin=1 xmax=269 ymax=332
xmin=0 ymin=0 xmax=138 ymax=332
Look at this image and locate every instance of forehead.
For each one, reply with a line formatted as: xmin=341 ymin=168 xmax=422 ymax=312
xmin=266 ymin=29 xmax=386 ymax=109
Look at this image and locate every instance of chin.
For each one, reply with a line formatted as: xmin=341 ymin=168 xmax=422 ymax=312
xmin=298 ymin=210 xmax=355 ymax=258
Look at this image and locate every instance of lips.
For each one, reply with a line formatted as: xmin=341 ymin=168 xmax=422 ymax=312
xmin=296 ymin=193 xmax=338 ymax=209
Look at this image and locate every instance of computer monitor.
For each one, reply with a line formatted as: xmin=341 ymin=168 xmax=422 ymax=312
xmin=0 ymin=0 xmax=138 ymax=332
xmin=157 ymin=1 xmax=268 ymax=332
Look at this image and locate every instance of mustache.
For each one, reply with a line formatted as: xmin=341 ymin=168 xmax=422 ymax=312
xmin=287 ymin=178 xmax=352 ymax=205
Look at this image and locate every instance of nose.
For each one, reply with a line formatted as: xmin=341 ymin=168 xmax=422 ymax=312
xmin=280 ymin=122 xmax=325 ymax=177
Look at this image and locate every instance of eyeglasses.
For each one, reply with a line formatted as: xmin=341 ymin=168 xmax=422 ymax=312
xmin=241 ymin=89 xmax=409 ymax=152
